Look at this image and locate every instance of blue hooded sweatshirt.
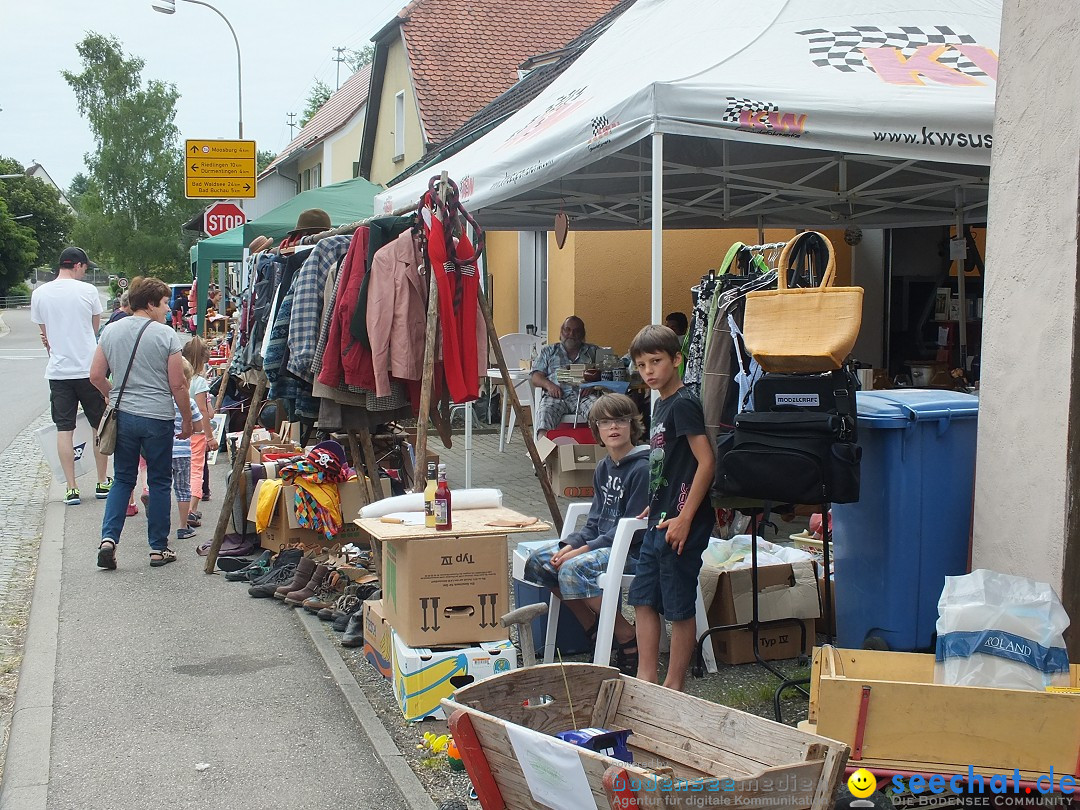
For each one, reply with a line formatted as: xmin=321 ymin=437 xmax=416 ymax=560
xmin=561 ymin=445 xmax=651 ymax=554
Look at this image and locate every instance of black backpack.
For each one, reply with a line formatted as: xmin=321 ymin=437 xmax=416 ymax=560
xmin=715 ymin=369 xmax=861 ymax=505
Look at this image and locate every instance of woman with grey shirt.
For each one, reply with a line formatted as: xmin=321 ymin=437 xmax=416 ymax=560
xmin=90 ymin=276 xmax=193 ymax=568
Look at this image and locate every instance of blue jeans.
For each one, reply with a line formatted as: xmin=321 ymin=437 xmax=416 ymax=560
xmin=101 ymin=411 xmax=174 ymax=552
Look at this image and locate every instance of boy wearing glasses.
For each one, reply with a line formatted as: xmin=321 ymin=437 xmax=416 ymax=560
xmin=523 ymin=393 xmax=649 ymax=673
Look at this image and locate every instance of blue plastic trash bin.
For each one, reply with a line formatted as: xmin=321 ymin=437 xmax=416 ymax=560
xmin=833 ymin=389 xmax=979 ymax=651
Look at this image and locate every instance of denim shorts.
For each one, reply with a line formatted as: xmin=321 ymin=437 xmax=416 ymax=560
xmin=627 ymin=525 xmax=710 ymax=621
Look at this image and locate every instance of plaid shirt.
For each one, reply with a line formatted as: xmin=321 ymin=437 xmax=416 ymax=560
xmin=287 ymin=236 xmax=351 ymax=381
xmin=532 ymin=341 xmax=600 ymax=398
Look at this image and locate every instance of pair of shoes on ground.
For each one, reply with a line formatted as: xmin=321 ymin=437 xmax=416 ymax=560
xmin=222 ymin=550 xmax=272 ymax=581
xmin=67 ymin=478 xmax=113 ymax=506
xmin=96 ymin=540 xmax=176 ymax=569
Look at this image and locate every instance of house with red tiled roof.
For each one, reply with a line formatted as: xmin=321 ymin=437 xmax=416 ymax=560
xmin=251 ymin=65 xmax=372 ymax=218
xmin=358 ymin=0 xmax=622 ymax=186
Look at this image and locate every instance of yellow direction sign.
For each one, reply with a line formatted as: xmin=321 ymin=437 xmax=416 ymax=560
xmin=184 ymin=139 xmax=256 ymax=199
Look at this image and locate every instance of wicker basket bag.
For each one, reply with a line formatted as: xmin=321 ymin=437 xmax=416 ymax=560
xmin=743 ymin=232 xmax=863 ymax=373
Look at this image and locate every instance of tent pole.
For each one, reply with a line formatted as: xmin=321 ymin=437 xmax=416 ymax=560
xmin=955 ymin=188 xmax=968 ymax=372
xmin=651 ymin=131 xmax=664 ymax=325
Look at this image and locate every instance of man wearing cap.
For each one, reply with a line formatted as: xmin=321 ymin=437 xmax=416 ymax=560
xmin=31 ymin=247 xmax=112 ymax=505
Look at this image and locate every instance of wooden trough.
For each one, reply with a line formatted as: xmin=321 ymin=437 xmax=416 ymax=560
xmin=443 ymin=663 xmax=850 ymax=810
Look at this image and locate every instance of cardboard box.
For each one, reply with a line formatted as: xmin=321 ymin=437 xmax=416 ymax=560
xmin=362 ymin=599 xmax=393 ymax=679
xmin=382 ymin=533 xmax=509 ymax=647
xmin=247 ymin=441 xmax=300 ymax=464
xmin=704 ymin=560 xmax=820 ymax=665
xmin=391 ymin=632 xmax=516 ymax=721
xmin=248 ymin=479 xmax=368 ymax=550
xmin=536 ymin=437 xmax=607 ymax=498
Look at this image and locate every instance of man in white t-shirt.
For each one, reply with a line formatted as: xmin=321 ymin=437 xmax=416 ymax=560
xmin=30 ymin=247 xmax=111 ymax=505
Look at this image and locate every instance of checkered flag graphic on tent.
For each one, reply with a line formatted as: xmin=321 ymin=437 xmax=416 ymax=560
xmin=795 ymin=25 xmax=986 ymax=77
xmin=591 ymin=115 xmax=610 ymax=136
xmin=723 ymin=97 xmax=778 ymax=125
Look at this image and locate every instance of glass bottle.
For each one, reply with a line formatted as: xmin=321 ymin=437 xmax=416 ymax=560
xmin=434 ymin=463 xmax=452 ymax=531
xmin=424 ymin=461 xmax=438 ymax=529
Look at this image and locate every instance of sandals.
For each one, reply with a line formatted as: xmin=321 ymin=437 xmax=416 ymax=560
xmin=613 ymin=636 xmax=639 ymax=675
xmin=97 ymin=539 xmax=117 ymax=570
xmin=149 ymin=548 xmax=177 ymax=567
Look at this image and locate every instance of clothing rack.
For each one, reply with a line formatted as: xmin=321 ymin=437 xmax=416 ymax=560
xmin=206 ymin=173 xmax=567 ymax=568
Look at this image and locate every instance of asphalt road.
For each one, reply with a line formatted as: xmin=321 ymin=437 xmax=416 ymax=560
xmin=0 ymin=308 xmax=51 ymax=454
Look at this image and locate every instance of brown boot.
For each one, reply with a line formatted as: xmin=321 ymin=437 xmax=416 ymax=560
xmin=284 ymin=564 xmax=329 ymax=606
xmin=273 ymin=556 xmax=316 ymax=600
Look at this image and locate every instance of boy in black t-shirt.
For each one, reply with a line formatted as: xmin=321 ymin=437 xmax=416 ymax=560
xmin=626 ymin=324 xmax=716 ymax=691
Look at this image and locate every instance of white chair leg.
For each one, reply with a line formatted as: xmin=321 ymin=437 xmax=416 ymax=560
xmin=593 ymin=577 xmax=620 ymax=666
xmin=543 ymin=593 xmax=561 ymax=664
xmin=507 ymin=397 xmax=518 ymax=446
xmin=498 ymin=391 xmax=509 ymax=452
xmin=695 ymin=583 xmax=718 ymax=674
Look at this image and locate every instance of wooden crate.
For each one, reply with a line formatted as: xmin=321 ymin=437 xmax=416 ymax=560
xmin=801 ymin=647 xmax=1080 ymax=780
xmin=444 ymin=663 xmax=849 ymax=810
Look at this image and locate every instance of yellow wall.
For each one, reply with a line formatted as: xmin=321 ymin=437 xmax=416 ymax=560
xmin=484 ymin=231 xmax=519 ymax=336
xmin=368 ymin=34 xmax=425 ymax=186
xmin=329 ymin=104 xmax=366 ymax=183
xmin=297 ymin=151 xmax=324 ymax=188
xmin=546 ymin=228 xmax=844 ymax=353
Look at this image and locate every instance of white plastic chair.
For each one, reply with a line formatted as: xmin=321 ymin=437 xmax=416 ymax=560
xmin=495 ymin=333 xmax=542 ymax=451
xmin=541 ymin=506 xmax=718 ymax=674
xmin=531 ymin=382 xmax=580 ymax=442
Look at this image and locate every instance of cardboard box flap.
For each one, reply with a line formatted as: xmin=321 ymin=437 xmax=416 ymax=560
xmin=729 ymin=560 xmax=821 ymax=624
xmin=536 ymin=436 xmax=559 ymax=464
xmin=558 ymin=444 xmax=606 ymax=471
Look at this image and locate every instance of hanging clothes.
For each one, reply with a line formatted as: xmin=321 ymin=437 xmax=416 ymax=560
xmin=287 ymin=235 xmax=351 ymax=382
xmin=350 ymin=215 xmax=416 ymax=349
xmin=684 ymin=273 xmax=720 ymax=392
xmin=367 ymin=229 xmax=430 ymax=398
xmin=420 ymin=190 xmax=481 ymax=404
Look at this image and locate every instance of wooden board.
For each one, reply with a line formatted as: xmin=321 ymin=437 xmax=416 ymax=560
xmin=810 ymin=648 xmax=1080 ymax=774
xmin=354 ymin=507 xmax=550 ymax=542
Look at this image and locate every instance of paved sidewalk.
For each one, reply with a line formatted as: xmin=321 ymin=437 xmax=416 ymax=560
xmin=2 ymin=458 xmax=426 ymax=810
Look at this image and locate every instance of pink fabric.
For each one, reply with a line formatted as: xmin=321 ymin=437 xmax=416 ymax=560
xmin=367 ymin=230 xmax=429 ymax=398
xmin=190 ymin=434 xmax=207 ymax=497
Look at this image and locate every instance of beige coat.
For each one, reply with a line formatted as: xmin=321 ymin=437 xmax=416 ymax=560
xmin=367 ymin=230 xmax=429 ymax=398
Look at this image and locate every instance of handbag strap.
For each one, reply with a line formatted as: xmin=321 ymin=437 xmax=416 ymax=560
xmin=112 ymin=318 xmax=154 ymax=412
xmin=777 ymin=232 xmax=836 ymax=290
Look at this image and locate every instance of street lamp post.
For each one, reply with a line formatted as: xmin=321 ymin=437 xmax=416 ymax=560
xmin=152 ymin=0 xmax=243 ymax=139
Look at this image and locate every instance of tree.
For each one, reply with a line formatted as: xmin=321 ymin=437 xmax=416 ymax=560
xmin=0 ymin=196 xmax=38 ymax=296
xmin=0 ymin=157 xmax=76 ymax=292
xmin=300 ymin=79 xmax=332 ymax=127
xmin=62 ymin=33 xmax=202 ymax=280
xmin=346 ymin=45 xmax=374 ymax=72
xmin=257 ymin=149 xmax=277 ymax=174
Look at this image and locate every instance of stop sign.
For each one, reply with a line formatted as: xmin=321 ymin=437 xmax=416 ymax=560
xmin=204 ymin=202 xmax=247 ymax=237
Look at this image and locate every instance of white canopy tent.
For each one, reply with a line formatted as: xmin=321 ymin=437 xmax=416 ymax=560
xmin=376 ymin=0 xmax=1000 ymax=320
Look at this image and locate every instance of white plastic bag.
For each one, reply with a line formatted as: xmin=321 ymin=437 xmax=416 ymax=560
xmin=934 ymin=569 xmax=1070 ymax=691
xmin=34 ymin=414 xmax=96 ymax=480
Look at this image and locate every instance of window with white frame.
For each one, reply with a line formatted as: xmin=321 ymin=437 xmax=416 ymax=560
xmin=394 ymin=91 xmax=405 ymax=161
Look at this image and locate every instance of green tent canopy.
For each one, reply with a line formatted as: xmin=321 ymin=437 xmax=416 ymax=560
xmin=188 ymin=175 xmax=382 ymax=329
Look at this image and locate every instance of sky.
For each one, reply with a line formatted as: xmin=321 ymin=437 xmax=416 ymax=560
xmin=0 ymin=0 xmax=405 ymax=190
